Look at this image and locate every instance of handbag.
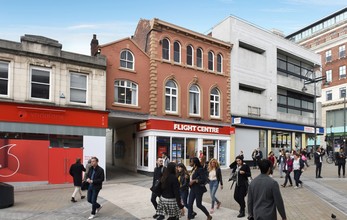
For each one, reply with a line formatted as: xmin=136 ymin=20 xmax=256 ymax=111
xmin=81 ymin=181 xmax=90 ymax=191
xmin=150 ymin=179 xmax=162 ymax=196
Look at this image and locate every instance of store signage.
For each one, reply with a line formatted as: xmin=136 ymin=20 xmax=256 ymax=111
xmin=173 ymin=123 xmax=219 ymax=134
xmin=233 ymin=117 xmax=241 ymax=124
xmin=139 ymin=122 xmax=147 ymax=130
xmin=304 ymin=126 xmax=314 ymax=133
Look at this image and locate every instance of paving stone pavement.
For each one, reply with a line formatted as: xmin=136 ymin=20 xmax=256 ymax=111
xmin=0 ymin=160 xmax=346 ymax=220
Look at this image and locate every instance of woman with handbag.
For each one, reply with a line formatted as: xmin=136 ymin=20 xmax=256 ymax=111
xmin=155 ymin=162 xmax=185 ymax=220
xmin=231 ymin=155 xmax=251 ymax=218
xmin=187 ymin=157 xmax=212 ymax=220
xmin=69 ymin=158 xmax=86 ymax=202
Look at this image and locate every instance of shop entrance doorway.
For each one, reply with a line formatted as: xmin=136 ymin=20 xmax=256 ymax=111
xmin=203 ymin=145 xmax=216 ymax=162
xmin=48 ymin=148 xmax=83 ymax=184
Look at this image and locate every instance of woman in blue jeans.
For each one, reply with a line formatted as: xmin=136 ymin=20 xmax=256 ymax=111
xmin=176 ymin=163 xmax=190 ymax=209
xmin=207 ymin=158 xmax=223 ymax=214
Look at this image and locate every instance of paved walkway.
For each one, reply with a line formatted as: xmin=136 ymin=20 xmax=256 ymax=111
xmin=1 ymin=161 xmax=346 ymax=220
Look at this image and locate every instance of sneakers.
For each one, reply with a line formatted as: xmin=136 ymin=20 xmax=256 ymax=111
xmin=71 ymin=197 xmax=77 ymax=202
xmin=281 ymin=184 xmax=285 ymax=187
xmin=210 ymin=208 xmax=214 ymax=214
xmin=88 ymin=215 xmax=95 ymax=219
xmin=81 ymin=196 xmax=86 ymax=200
xmin=216 ymin=202 xmax=221 ymax=209
xmin=294 ymin=186 xmax=299 ymax=189
xmin=96 ymin=205 xmax=103 ymax=214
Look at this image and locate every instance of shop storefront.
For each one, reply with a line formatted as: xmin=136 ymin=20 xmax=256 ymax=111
xmin=136 ymin=119 xmax=232 ymax=172
xmin=0 ymin=102 xmax=108 ymax=184
xmin=232 ymin=117 xmax=324 ymax=160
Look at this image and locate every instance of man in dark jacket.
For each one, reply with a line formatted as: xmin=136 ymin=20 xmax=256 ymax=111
xmin=69 ymin=158 xmax=86 ymax=202
xmin=151 ymin=158 xmax=165 ymax=219
xmin=86 ymin=157 xmax=105 ymax=220
xmin=314 ymin=147 xmax=324 ymax=178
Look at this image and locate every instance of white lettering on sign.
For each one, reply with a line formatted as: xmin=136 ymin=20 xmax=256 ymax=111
xmin=174 ymin=123 xmax=219 ymax=134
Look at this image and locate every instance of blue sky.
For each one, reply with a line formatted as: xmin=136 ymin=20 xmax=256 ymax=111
xmin=0 ymin=0 xmax=346 ymax=55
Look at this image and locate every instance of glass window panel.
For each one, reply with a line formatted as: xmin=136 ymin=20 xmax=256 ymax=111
xmin=31 ymin=84 xmax=49 ymax=99
xmin=0 ymin=80 xmax=8 ymax=95
xmin=32 ymin=69 xmax=50 ymax=83
xmin=0 ymin=62 xmax=9 ymax=78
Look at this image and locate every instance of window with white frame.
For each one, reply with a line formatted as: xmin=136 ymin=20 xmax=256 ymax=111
xmin=187 ymin=45 xmax=193 ymax=66
xmin=0 ymin=61 xmax=9 ymax=96
xmin=339 ymin=66 xmax=346 ymax=79
xmin=162 ymin=38 xmax=170 ymax=60
xmin=173 ymin=41 xmax=181 ymax=63
xmin=197 ymin=48 xmax=203 ymax=68
xmin=326 ymin=90 xmax=332 ymax=101
xmin=210 ymin=88 xmax=220 ymax=117
xmin=189 ymin=85 xmax=200 ymax=115
xmin=217 ymin=53 xmax=223 ymax=73
xmin=165 ymin=80 xmax=177 ymax=113
xmin=70 ymin=72 xmax=87 ymax=104
xmin=326 ymin=70 xmax=332 ymax=82
xmin=340 ymin=87 xmax=346 ymax=98
xmin=339 ymin=45 xmax=346 ymax=58
xmin=30 ymin=66 xmax=51 ymax=100
xmin=120 ymin=49 xmax=134 ymax=70
xmin=208 ymin=51 xmax=214 ymax=71
xmin=114 ymin=80 xmax=138 ymax=105
xmin=325 ymin=50 xmax=332 ymax=62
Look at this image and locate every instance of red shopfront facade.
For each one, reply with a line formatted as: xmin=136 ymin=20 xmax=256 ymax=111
xmin=136 ymin=119 xmax=234 ymax=173
xmin=0 ymin=102 xmax=108 ymax=184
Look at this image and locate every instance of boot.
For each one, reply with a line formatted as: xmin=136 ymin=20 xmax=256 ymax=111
xmin=237 ymin=210 xmax=245 ymax=218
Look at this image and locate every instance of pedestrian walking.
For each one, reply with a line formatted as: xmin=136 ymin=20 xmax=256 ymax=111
xmin=281 ymin=152 xmax=293 ymax=187
xmin=176 ymin=163 xmax=190 ymax=209
xmin=69 ymin=158 xmax=86 ymax=202
xmin=335 ymin=148 xmax=346 ymax=178
xmin=155 ymin=162 xmax=185 ymax=220
xmin=268 ymin=151 xmax=277 ymax=177
xmin=278 ymin=149 xmax=285 ymax=178
xmin=251 ymin=149 xmax=257 ymax=169
xmin=293 ymin=153 xmax=304 ymax=189
xmin=187 ymin=157 xmax=212 ymax=220
xmin=86 ymin=157 xmax=105 ymax=220
xmin=247 ymin=159 xmax=287 ymax=220
xmin=162 ymin=152 xmax=170 ymax=167
xmin=151 ymin=158 xmax=166 ymax=219
xmin=84 ymin=159 xmax=92 ymax=181
xmin=207 ymin=158 xmax=223 ymax=214
xmin=231 ymin=155 xmax=251 ymax=218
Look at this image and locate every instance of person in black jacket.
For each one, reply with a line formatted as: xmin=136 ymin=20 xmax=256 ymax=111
xmin=156 ymin=162 xmax=185 ymax=220
xmin=86 ymin=157 xmax=105 ymax=220
xmin=152 ymin=158 xmax=166 ymax=219
xmin=231 ymin=155 xmax=251 ymax=218
xmin=335 ymin=147 xmax=346 ymax=178
xmin=187 ymin=157 xmax=212 ymax=220
xmin=177 ymin=163 xmax=190 ymax=209
xmin=314 ymin=147 xmax=324 ymax=178
xmin=69 ymin=158 xmax=86 ymax=202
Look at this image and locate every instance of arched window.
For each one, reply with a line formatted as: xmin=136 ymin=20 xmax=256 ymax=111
xmin=208 ymin=51 xmax=214 ymax=71
xmin=187 ymin=45 xmax=194 ymax=66
xmin=174 ymin=41 xmax=181 ymax=63
xmin=210 ymin=88 xmax=220 ymax=117
xmin=165 ymin=80 xmax=178 ymax=113
xmin=197 ymin=48 xmax=203 ymax=68
xmin=120 ymin=49 xmax=134 ymax=70
xmin=162 ymin=38 xmax=170 ymax=60
xmin=189 ymin=85 xmax=200 ymax=115
xmin=217 ymin=53 xmax=223 ymax=73
xmin=114 ymin=80 xmax=138 ymax=105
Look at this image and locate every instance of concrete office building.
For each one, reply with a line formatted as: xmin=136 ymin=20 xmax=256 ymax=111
xmin=211 ymin=16 xmax=324 ymax=160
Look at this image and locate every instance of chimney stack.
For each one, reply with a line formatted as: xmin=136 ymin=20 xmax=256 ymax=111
xmin=90 ymin=34 xmax=99 ymax=56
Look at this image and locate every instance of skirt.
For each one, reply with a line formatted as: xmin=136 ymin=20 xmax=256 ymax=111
xmin=156 ymin=196 xmax=181 ymax=218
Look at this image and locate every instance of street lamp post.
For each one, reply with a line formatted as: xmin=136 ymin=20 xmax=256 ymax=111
xmin=303 ymin=67 xmax=325 ymax=151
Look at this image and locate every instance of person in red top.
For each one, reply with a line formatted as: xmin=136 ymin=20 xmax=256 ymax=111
xmin=268 ymin=151 xmax=277 ymax=177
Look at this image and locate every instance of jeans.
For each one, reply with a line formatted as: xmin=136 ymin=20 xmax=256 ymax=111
xmin=338 ymin=163 xmax=346 ymax=176
xmin=283 ymin=170 xmax=292 ymax=186
xmin=87 ymin=188 xmax=101 ymax=215
xmin=179 ymin=189 xmax=188 ymax=209
xmin=188 ymin=189 xmax=209 ymax=218
xmin=209 ymin=180 xmax=220 ymax=209
xmin=316 ymin=162 xmax=322 ymax=177
xmin=150 ymin=192 xmax=158 ymax=210
xmin=293 ymin=170 xmax=302 ymax=187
